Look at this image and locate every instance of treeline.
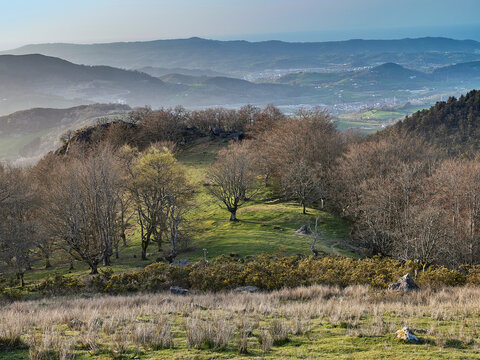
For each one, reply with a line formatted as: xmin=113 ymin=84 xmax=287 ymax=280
xmin=0 ymin=105 xmax=290 ymax=284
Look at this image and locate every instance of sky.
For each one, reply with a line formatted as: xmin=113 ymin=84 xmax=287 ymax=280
xmin=1 ymin=0 xmax=480 ymax=50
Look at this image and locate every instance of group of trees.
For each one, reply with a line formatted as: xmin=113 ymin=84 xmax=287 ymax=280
xmin=1 ymin=142 xmax=189 ymax=278
xmin=206 ymin=108 xmax=345 ymax=219
xmin=205 ymin=94 xmax=480 ymax=269
xmin=4 ymin=94 xmax=480 ymax=282
xmin=0 ymin=104 xmax=288 ymax=282
xmin=330 ymin=134 xmax=480 ymax=267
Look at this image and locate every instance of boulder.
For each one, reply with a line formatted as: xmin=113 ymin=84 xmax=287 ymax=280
xmin=172 ymin=259 xmax=191 ymax=267
xmin=170 ymin=286 xmax=189 ymax=295
xmin=212 ymin=127 xmax=223 ymax=136
xmin=388 ymin=273 xmax=418 ymax=292
xmin=395 ymin=327 xmax=419 ymax=343
xmin=234 ymin=286 xmax=259 ymax=293
xmin=295 ymin=225 xmax=310 ymax=235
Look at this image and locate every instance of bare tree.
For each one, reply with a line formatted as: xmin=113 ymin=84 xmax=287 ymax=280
xmin=207 ymin=142 xmax=256 ymax=221
xmin=0 ymin=166 xmax=38 ymax=286
xmin=44 ymin=148 xmax=122 ymax=274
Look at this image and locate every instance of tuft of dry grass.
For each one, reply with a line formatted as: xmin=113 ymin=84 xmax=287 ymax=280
xmin=185 ymin=314 xmax=235 ymax=350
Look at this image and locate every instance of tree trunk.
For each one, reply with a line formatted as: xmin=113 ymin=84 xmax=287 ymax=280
xmin=103 ymin=254 xmax=111 ymax=266
xmin=302 ymin=203 xmax=307 ymax=214
xmin=90 ymin=263 xmax=98 ymax=275
xmin=157 ymin=232 xmax=163 ymax=252
xmin=115 ymin=243 xmax=119 ymax=259
xmin=141 ymin=231 xmax=152 ymax=260
xmin=121 ymin=231 xmax=127 ymax=247
xmin=18 ymin=273 xmax=25 ymax=287
xmin=45 ymin=256 xmax=52 ymax=269
xmin=230 ymin=211 xmax=238 ymax=222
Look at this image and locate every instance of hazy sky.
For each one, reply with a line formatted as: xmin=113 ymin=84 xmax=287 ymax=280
xmin=2 ymin=0 xmax=480 ymax=50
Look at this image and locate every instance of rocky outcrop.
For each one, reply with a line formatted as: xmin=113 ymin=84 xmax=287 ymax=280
xmin=388 ymin=273 xmax=418 ymax=292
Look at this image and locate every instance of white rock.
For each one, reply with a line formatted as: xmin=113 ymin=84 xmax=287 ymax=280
xmin=396 ymin=326 xmax=419 ymax=343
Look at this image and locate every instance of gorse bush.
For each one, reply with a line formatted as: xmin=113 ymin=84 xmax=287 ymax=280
xmin=35 ymin=274 xmax=85 ymax=295
xmin=7 ymin=254 xmax=479 ymax=301
xmin=104 ymin=262 xmax=189 ymax=294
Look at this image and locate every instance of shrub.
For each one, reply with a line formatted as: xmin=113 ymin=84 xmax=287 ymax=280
xmin=188 ymin=256 xmax=245 ymax=291
xmin=35 ymin=274 xmax=85 ymax=296
xmin=243 ymin=254 xmax=302 ymax=290
xmin=105 ymin=262 xmax=190 ymax=294
xmin=105 ymin=271 xmax=143 ymax=293
xmin=0 ymin=287 xmax=24 ymax=301
xmin=417 ymin=266 xmax=466 ymax=288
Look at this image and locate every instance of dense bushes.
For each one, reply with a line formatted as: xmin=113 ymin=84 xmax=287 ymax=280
xmin=21 ymin=254 xmax=477 ymax=297
xmin=3 ymin=254 xmax=478 ymax=301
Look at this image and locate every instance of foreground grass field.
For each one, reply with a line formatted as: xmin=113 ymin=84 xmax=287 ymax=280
xmin=2 ymin=285 xmax=480 ymax=359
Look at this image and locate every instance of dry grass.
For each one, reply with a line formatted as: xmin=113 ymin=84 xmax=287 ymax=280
xmin=1 ymin=285 xmax=480 ymax=358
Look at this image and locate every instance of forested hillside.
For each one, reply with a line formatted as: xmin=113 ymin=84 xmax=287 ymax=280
xmin=386 ymin=89 xmax=480 ymax=154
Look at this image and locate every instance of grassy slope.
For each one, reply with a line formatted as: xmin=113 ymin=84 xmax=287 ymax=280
xmin=12 ymin=137 xmax=352 ymax=283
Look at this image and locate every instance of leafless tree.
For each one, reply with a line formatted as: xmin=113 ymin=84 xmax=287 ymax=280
xmin=207 ymin=142 xmax=256 ymax=221
xmin=0 ymin=166 xmax=38 ymax=285
xmin=43 ymin=148 xmax=122 ymax=274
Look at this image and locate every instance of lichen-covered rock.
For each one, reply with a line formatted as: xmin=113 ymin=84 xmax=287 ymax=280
xmin=396 ymin=326 xmax=419 ymax=343
xmin=234 ymin=286 xmax=259 ymax=293
xmin=170 ymin=286 xmax=189 ymax=295
xmin=295 ymin=225 xmax=310 ymax=235
xmin=388 ymin=273 xmax=419 ymax=292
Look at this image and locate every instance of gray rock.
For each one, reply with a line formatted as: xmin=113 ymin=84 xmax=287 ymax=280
xmin=388 ymin=273 xmax=419 ymax=292
xmin=172 ymin=259 xmax=191 ymax=267
xmin=396 ymin=326 xmax=419 ymax=343
xmin=170 ymin=286 xmax=189 ymax=295
xmin=234 ymin=286 xmax=259 ymax=293
xmin=295 ymin=225 xmax=310 ymax=235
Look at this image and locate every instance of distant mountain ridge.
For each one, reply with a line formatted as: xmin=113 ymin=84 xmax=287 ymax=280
xmin=0 ymin=54 xmax=182 ymax=115
xmin=273 ymin=62 xmax=480 ymax=91
xmin=0 ymin=103 xmax=130 ymax=135
xmin=3 ymin=37 xmax=480 ymax=74
xmin=0 ymin=103 xmax=131 ymax=162
xmin=0 ymin=54 xmax=319 ymax=114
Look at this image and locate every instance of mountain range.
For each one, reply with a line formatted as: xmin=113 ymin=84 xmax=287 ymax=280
xmin=3 ymin=37 xmax=480 ymax=74
xmin=2 ymin=52 xmax=480 ymax=116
